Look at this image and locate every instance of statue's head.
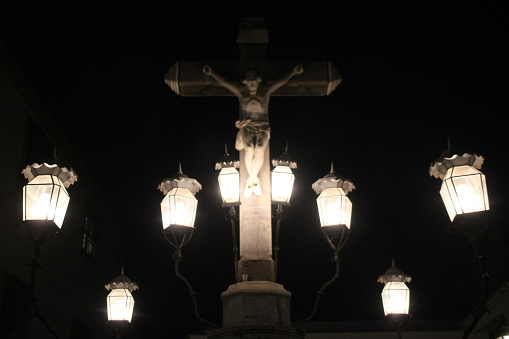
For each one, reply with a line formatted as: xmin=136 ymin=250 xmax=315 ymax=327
xmin=242 ymin=70 xmax=262 ymax=94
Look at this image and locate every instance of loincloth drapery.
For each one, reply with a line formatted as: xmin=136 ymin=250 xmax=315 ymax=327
xmin=235 ymin=119 xmax=271 ymax=150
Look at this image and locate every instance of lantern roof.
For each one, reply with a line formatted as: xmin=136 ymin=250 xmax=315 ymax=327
xmin=105 ymin=267 xmax=139 ymax=292
xmin=271 ymin=143 xmax=297 ymax=169
xmin=312 ymin=162 xmax=355 ymax=195
xmin=215 ymin=143 xmax=240 ymax=170
xmin=429 ymin=153 xmax=484 ymax=180
xmin=21 ymin=163 xmax=78 ymax=188
xmin=158 ymin=163 xmax=202 ymax=195
xmin=377 ymin=259 xmax=412 ymax=284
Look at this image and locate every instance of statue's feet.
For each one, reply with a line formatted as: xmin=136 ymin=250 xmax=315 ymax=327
xmin=252 ymin=178 xmax=262 ymax=196
xmin=244 ymin=184 xmax=253 ymax=199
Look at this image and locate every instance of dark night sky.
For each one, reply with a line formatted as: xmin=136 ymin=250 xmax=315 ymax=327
xmin=1 ymin=2 xmax=509 ymax=338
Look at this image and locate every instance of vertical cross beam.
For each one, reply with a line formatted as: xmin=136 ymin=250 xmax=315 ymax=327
xmin=164 ymin=17 xmax=341 ymax=283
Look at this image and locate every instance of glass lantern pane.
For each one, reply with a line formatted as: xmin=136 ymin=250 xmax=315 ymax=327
xmin=218 ymin=167 xmax=240 ymax=204
xmin=160 ymin=187 xmax=197 ymax=229
xmin=441 ymin=165 xmax=489 ymax=221
xmin=316 ymin=187 xmax=352 ymax=228
xmin=381 ymin=281 xmax=410 ymax=315
xmin=271 ymin=166 xmax=295 ymax=204
xmin=107 ymin=288 xmax=134 ymax=322
xmin=23 ymin=175 xmax=70 ymax=228
xmin=440 ymin=181 xmax=458 ymax=221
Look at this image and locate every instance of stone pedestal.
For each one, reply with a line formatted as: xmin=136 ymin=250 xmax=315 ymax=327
xmin=206 ymin=281 xmax=304 ymax=339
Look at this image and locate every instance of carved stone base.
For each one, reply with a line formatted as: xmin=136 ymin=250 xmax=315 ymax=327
xmin=220 ymin=281 xmax=292 ymax=328
xmin=237 ymin=259 xmax=275 ymax=282
xmin=206 ymin=326 xmax=305 ymax=339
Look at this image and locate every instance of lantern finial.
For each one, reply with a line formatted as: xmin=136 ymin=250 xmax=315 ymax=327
xmin=378 ymin=261 xmax=411 ymax=284
xmin=158 ymin=164 xmax=201 ymax=195
xmin=271 ymin=143 xmax=297 ymax=169
xmin=216 ymin=144 xmax=240 ymax=170
xmin=312 ymin=164 xmax=354 ymax=195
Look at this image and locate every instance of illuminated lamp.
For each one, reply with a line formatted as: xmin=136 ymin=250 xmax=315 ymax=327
xmin=105 ymin=268 xmax=138 ymax=337
xmin=215 ymin=144 xmax=240 ymax=206
xmin=21 ymin=163 xmax=77 ymax=237
xmin=312 ymin=163 xmax=354 ymax=235
xmin=378 ymin=260 xmax=411 ymax=330
xmin=271 ymin=144 xmax=297 ymax=205
xmin=430 ymin=153 xmax=489 ymax=221
xmin=158 ymin=164 xmax=201 ymax=233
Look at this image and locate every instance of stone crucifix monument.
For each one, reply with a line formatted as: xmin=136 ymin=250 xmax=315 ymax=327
xmin=165 ymin=16 xmax=341 ymax=337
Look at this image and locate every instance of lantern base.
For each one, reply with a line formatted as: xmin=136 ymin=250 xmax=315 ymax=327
xmin=451 ymin=210 xmax=490 ymax=236
xmin=109 ymin=320 xmax=131 ymax=338
xmin=18 ymin=220 xmax=59 ymax=244
xmin=386 ymin=314 xmax=411 ymax=331
xmin=321 ymin=224 xmax=349 ymax=237
xmin=222 ymin=201 xmax=241 ymax=208
xmin=163 ymin=224 xmax=194 ymax=236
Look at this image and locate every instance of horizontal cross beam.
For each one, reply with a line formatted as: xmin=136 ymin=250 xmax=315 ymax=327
xmin=164 ymin=60 xmax=341 ymax=97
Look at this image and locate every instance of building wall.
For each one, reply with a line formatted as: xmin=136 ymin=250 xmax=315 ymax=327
xmin=1 ymin=43 xmax=122 ymax=339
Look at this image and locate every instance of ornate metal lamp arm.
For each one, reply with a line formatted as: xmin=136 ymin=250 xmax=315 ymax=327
xmin=163 ymin=231 xmax=218 ymax=329
xmin=225 ymin=205 xmax=240 ymax=282
xmin=294 ymin=227 xmax=349 ymax=326
xmin=272 ymin=203 xmax=285 ymax=281
xmin=461 ymin=234 xmax=490 ymax=339
xmin=29 ymin=238 xmax=61 ymax=339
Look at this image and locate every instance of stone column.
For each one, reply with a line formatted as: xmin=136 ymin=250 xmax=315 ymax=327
xmin=237 ymin=144 xmax=275 ymax=282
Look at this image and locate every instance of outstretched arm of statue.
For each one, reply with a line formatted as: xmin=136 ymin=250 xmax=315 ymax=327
xmin=203 ymin=65 xmax=240 ymax=95
xmin=266 ymin=64 xmax=304 ymax=95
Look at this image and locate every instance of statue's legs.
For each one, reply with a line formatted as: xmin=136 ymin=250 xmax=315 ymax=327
xmin=238 ymin=128 xmax=269 ymax=198
xmin=243 ymin=146 xmax=255 ymax=198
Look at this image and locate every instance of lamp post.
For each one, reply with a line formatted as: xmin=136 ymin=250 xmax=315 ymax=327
xmin=20 ymin=162 xmax=77 ymax=339
xmin=295 ymin=163 xmax=355 ymax=326
xmin=430 ymin=145 xmax=491 ymax=339
xmin=270 ymin=144 xmax=297 ymax=280
xmin=216 ymin=144 xmax=241 ymax=281
xmin=158 ymin=165 xmax=217 ymax=329
xmin=378 ymin=260 xmax=412 ymax=337
xmin=105 ymin=268 xmax=139 ymax=338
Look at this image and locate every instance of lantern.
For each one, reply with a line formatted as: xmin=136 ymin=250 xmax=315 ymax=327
xmin=312 ymin=163 xmax=355 ymax=232
xmin=430 ymin=153 xmax=489 ymax=221
xmin=158 ymin=164 xmax=201 ymax=231
xmin=378 ymin=260 xmax=411 ymax=318
xmin=271 ymin=144 xmax=297 ymax=205
xmin=21 ymin=163 xmax=77 ymax=229
xmin=105 ymin=268 xmax=138 ymax=336
xmin=216 ymin=144 xmax=240 ymax=206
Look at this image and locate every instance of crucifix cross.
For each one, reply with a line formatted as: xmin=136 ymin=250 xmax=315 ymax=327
xmin=164 ymin=16 xmax=341 ymax=282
